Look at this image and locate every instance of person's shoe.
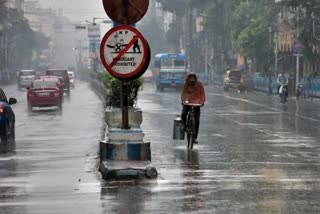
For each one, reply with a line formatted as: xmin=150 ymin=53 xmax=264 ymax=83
xmin=194 ymin=139 xmax=198 ymax=144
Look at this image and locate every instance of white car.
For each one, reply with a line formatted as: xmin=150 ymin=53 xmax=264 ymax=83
xmin=142 ymin=69 xmax=154 ymax=83
xmin=17 ymin=70 xmax=36 ymax=89
xmin=68 ymin=71 xmax=75 ymax=88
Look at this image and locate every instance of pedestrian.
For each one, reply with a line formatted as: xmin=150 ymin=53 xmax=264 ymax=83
xmin=181 ymin=72 xmax=206 ymax=144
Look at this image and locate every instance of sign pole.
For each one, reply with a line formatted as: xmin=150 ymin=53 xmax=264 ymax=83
xmin=296 ymin=49 xmax=300 ymax=97
xmin=121 ymin=80 xmax=129 ymax=129
xmin=274 ymin=33 xmax=278 ymax=75
xmin=121 ymin=0 xmax=129 ymax=129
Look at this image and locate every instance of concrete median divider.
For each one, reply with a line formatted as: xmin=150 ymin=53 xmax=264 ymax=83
xmin=99 ymin=107 xmax=157 ymax=180
xmin=90 ymin=79 xmax=110 ymax=107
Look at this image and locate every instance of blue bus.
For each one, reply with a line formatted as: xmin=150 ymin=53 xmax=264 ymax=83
xmin=153 ymin=53 xmax=188 ymax=91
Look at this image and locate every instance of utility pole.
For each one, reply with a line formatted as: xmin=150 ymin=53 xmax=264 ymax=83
xmin=86 ymin=17 xmax=112 ymax=73
xmin=293 ymin=40 xmax=303 ymax=96
xmin=79 ymin=39 xmax=82 ymax=72
xmin=121 ymin=0 xmax=129 ymax=129
xmin=274 ymin=32 xmax=278 ymax=75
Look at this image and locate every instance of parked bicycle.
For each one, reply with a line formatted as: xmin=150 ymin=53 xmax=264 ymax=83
xmin=183 ymin=102 xmax=202 ymax=149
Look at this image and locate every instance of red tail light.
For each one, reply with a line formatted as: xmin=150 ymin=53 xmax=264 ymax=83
xmin=54 ymin=92 xmax=60 ymax=97
xmin=0 ymin=104 xmax=4 ymax=115
xmin=28 ymin=91 xmax=35 ymax=97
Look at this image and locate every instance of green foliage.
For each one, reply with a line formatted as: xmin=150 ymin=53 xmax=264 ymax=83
xmin=90 ymin=71 xmax=144 ymax=108
xmin=138 ymin=16 xmax=169 ymax=54
xmin=165 ymin=17 xmax=183 ymax=52
xmin=0 ymin=6 xmax=49 ymax=70
xmin=234 ymin=1 xmax=277 ymax=72
xmin=156 ymin=0 xmax=191 ymax=16
xmin=279 ymin=0 xmax=320 ymax=63
xmin=202 ymin=0 xmax=278 ymax=72
xmin=157 ymin=0 xmax=211 ymax=15
xmin=203 ymin=0 xmax=241 ymax=71
xmin=157 ymin=0 xmax=320 ymax=73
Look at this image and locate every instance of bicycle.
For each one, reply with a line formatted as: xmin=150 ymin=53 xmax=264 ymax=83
xmin=183 ymin=102 xmax=202 ymax=149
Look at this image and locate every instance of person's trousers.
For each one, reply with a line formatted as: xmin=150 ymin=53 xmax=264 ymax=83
xmin=181 ymin=105 xmax=201 ymax=139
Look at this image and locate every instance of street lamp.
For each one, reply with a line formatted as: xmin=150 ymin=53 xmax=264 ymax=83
xmin=0 ymin=21 xmax=12 ymax=84
xmin=85 ymin=17 xmax=113 ymax=25
xmin=85 ymin=18 xmax=112 ymax=73
xmin=267 ymin=26 xmax=273 ymax=95
xmin=268 ymin=26 xmax=272 ymax=45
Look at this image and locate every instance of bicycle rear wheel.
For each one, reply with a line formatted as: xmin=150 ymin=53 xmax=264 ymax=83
xmin=188 ymin=117 xmax=196 ymax=149
xmin=187 ymin=132 xmax=191 ymax=148
xmin=186 ymin=115 xmax=191 ymax=149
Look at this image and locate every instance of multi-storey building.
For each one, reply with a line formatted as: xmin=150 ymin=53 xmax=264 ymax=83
xmin=5 ymin=0 xmax=24 ymax=13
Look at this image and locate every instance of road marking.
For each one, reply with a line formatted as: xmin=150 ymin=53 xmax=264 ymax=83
xmin=208 ymin=92 xmax=320 ymax=123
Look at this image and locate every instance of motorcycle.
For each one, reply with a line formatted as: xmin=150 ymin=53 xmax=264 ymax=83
xmin=279 ymin=84 xmax=288 ymax=104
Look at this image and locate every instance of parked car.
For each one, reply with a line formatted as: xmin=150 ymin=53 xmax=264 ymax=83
xmin=17 ymin=70 xmax=36 ymax=89
xmin=27 ymin=77 xmax=63 ymax=111
xmin=46 ymin=68 xmax=70 ymax=95
xmin=68 ymin=71 xmax=75 ymax=88
xmin=0 ymin=88 xmax=17 ymax=145
xmin=223 ymin=69 xmax=246 ymax=92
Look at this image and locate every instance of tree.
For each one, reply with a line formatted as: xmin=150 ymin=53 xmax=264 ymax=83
xmin=156 ymin=0 xmax=192 ymax=16
xmin=233 ymin=0 xmax=278 ymax=73
xmin=203 ymin=0 xmax=242 ymax=72
xmin=7 ymin=8 xmax=49 ymax=71
xmin=138 ymin=16 xmax=169 ymax=55
xmin=280 ymin=0 xmax=320 ymax=70
xmin=156 ymin=0 xmax=211 ymax=70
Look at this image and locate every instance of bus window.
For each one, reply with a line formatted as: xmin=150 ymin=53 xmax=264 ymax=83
xmin=174 ymin=60 xmax=185 ymax=67
xmin=161 ymin=59 xmax=173 ymax=68
xmin=154 ymin=59 xmax=161 ymax=68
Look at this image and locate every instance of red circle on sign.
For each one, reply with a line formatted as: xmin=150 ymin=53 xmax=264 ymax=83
xmin=100 ymin=25 xmax=150 ymax=80
xmin=127 ymin=41 xmax=151 ymax=80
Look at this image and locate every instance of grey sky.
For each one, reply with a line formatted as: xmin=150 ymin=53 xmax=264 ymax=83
xmin=39 ymin=0 xmax=107 ymax=23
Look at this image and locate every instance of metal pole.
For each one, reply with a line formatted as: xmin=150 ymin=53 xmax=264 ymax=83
xmin=79 ymin=40 xmax=82 ymax=71
xmin=275 ymin=33 xmax=278 ymax=75
xmin=92 ymin=18 xmax=96 ymax=72
xmin=296 ymin=49 xmax=300 ymax=96
xmin=0 ymin=33 xmax=3 ymax=83
xmin=121 ymin=80 xmax=129 ymax=129
xmin=121 ymin=0 xmax=130 ymax=129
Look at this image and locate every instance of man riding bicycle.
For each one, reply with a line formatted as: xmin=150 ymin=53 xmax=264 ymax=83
xmin=181 ymin=73 xmax=206 ymax=144
xmin=277 ymin=71 xmax=289 ymax=101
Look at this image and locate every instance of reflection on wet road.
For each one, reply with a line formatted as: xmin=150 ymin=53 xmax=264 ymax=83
xmin=0 ymin=82 xmax=104 ymax=214
xmin=1 ymin=82 xmax=320 ymax=213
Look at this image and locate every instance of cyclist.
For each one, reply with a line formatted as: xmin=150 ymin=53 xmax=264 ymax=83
xmin=276 ymin=71 xmax=289 ymax=101
xmin=181 ymin=72 xmax=206 ymax=144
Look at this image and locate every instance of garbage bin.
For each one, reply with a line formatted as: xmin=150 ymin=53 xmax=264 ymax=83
xmin=173 ymin=116 xmax=185 ymax=140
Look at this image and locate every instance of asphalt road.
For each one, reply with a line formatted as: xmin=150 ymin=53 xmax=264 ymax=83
xmin=0 ymin=82 xmax=105 ymax=214
xmin=1 ymin=81 xmax=320 ymax=214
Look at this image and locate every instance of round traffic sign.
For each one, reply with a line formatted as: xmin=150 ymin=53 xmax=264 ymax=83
xmin=128 ymin=41 xmax=151 ymax=80
xmin=100 ymin=25 xmax=150 ymax=80
xmin=103 ymin=0 xmax=149 ymax=25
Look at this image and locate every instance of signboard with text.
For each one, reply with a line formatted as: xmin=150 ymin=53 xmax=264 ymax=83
xmin=100 ymin=25 xmax=150 ymax=80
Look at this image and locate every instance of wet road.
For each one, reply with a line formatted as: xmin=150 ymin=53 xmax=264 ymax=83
xmin=0 ymin=82 xmax=105 ymax=214
xmin=1 ymin=82 xmax=320 ymax=213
